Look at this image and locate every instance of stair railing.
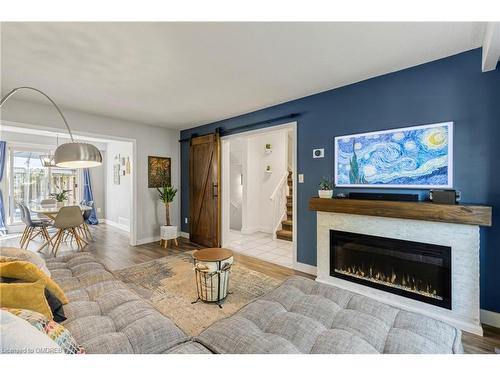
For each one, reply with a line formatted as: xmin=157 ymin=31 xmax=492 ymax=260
xmin=270 ymin=171 xmax=289 ymax=240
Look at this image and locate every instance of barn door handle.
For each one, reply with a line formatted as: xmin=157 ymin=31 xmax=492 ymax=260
xmin=212 ymin=183 xmax=219 ymax=198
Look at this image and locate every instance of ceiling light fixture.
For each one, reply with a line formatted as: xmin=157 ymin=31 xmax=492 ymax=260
xmin=0 ymin=86 xmax=102 ymax=168
xmin=39 ymin=134 xmax=59 ymax=167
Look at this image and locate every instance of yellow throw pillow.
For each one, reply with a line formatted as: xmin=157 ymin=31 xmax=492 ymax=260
xmin=0 ymin=261 xmax=68 ymax=304
xmin=0 ymin=279 xmax=53 ymax=319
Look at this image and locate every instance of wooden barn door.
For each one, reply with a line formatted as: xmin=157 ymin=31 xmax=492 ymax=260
xmin=189 ymin=133 xmax=221 ymax=247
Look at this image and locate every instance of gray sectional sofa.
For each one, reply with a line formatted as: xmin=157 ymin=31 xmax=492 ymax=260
xmin=46 ymin=252 xmax=463 ymax=354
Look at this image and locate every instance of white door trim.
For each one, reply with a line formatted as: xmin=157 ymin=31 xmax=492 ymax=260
xmin=220 ymin=121 xmax=298 ymax=271
xmin=1 ymin=119 xmax=137 ymax=246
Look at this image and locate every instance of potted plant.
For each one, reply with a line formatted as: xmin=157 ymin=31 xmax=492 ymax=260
xmin=318 ymin=177 xmax=334 ymax=198
xmin=157 ymin=170 xmax=178 ymax=247
xmin=49 ymin=186 xmax=71 ymax=207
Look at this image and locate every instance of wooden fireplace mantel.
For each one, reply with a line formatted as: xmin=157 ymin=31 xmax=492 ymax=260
xmin=309 ymin=197 xmax=492 ymax=227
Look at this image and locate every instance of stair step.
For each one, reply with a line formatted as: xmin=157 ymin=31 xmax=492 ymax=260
xmin=282 ymin=220 xmax=293 ymax=231
xmin=276 ymin=229 xmax=293 ymax=241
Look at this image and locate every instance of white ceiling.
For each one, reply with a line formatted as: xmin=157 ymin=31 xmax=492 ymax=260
xmin=0 ymin=22 xmax=487 ymax=130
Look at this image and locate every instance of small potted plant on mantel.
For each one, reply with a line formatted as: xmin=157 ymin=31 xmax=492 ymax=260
xmin=157 ymin=170 xmax=178 ymax=248
xmin=50 ymin=186 xmax=71 ymax=207
xmin=318 ymin=177 xmax=334 ymax=198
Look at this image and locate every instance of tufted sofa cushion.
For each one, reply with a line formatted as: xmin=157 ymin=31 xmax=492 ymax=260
xmin=196 ymin=276 xmax=464 ymax=354
xmin=45 ymin=252 xmax=188 ymax=354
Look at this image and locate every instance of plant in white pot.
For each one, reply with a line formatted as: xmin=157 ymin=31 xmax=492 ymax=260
xmin=318 ymin=177 xmax=334 ymax=198
xmin=49 ymin=186 xmax=71 ymax=207
xmin=157 ymin=172 xmax=178 ymax=248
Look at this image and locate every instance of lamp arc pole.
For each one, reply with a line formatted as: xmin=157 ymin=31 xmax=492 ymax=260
xmin=0 ymin=86 xmax=74 ymax=141
xmin=0 ymin=86 xmax=102 ymax=168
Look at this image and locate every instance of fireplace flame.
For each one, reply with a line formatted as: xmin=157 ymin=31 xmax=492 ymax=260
xmin=335 ymin=265 xmax=443 ymax=300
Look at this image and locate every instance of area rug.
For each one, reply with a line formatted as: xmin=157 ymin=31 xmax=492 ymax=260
xmin=114 ymin=251 xmax=281 ymax=336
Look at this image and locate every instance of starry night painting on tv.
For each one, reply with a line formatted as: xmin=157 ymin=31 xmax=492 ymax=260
xmin=334 ymin=122 xmax=453 ymax=188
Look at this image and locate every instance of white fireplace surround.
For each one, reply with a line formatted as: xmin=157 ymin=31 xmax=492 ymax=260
xmin=316 ymin=211 xmax=482 ymax=335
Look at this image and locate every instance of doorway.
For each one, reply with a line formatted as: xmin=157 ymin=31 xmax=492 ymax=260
xmin=0 ymin=123 xmax=136 ymax=246
xmin=221 ymin=122 xmax=297 ymax=269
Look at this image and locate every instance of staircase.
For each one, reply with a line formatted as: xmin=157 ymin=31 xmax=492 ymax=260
xmin=276 ymin=171 xmax=293 ymax=241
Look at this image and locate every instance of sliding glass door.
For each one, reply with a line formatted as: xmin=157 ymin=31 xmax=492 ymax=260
xmin=8 ymin=147 xmax=80 ymax=224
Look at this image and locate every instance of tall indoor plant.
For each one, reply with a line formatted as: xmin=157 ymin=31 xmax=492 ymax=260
xmin=157 ymin=170 xmax=178 ymax=247
xmin=157 ymin=183 xmax=177 ymax=226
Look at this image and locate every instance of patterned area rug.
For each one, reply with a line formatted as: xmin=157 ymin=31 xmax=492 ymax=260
xmin=114 ymin=251 xmax=281 ymax=336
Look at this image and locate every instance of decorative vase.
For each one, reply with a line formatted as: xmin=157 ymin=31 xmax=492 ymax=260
xmin=318 ymin=190 xmax=333 ymax=199
xmin=56 ymin=201 xmax=64 ymax=208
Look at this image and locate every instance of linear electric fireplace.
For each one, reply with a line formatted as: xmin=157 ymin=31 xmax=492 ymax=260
xmin=330 ymin=230 xmax=451 ymax=309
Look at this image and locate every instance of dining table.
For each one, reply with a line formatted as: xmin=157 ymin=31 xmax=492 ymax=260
xmin=30 ymin=203 xmax=92 ymax=221
xmin=30 ymin=203 xmax=93 ymax=252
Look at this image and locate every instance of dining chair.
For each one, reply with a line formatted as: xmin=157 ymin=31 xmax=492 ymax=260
xmin=18 ymin=203 xmax=53 ymax=252
xmin=79 ymin=200 xmax=94 ymax=240
xmin=52 ymin=206 xmax=88 ymax=256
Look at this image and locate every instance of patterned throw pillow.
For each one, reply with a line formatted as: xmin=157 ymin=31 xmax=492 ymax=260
xmin=3 ymin=308 xmax=85 ymax=354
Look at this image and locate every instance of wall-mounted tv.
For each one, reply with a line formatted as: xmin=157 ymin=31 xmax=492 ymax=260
xmin=334 ymin=122 xmax=453 ymax=189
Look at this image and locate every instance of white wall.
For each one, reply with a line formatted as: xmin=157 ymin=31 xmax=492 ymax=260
xmin=0 ymin=129 xmax=106 ymax=220
xmin=240 ymin=129 xmax=288 ymax=234
xmin=105 ymin=141 xmax=133 ymax=229
xmin=229 ymin=143 xmax=243 ymax=230
xmin=1 ymin=99 xmax=180 ymax=245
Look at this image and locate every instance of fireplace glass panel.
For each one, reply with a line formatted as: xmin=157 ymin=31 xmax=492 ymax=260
xmin=330 ymin=230 xmax=451 ymax=309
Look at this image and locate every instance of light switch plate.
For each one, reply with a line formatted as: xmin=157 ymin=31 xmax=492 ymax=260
xmin=298 ymin=174 xmax=304 ymax=183
xmin=185 ymin=217 xmax=188 ymax=224
xmin=313 ymin=148 xmax=324 ymax=158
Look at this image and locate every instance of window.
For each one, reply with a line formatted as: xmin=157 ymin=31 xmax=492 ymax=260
xmin=8 ymin=147 xmax=80 ymax=224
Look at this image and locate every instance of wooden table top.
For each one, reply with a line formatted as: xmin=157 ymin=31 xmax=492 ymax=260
xmin=193 ymin=248 xmax=233 ymax=262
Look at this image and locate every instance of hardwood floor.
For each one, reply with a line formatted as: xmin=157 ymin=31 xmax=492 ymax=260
xmin=1 ymin=223 xmax=498 ymax=354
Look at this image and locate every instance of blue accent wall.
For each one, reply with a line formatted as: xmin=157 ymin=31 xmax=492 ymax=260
xmin=180 ymin=49 xmax=500 ymax=312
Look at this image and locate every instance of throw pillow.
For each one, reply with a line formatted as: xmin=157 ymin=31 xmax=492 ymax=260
xmin=0 ymin=247 xmax=51 ymax=277
xmin=3 ymin=308 xmax=85 ymax=354
xmin=1 ymin=276 xmax=66 ymax=322
xmin=0 ymin=279 xmax=54 ymax=319
xmin=0 ymin=260 xmax=68 ymax=304
xmin=0 ymin=309 xmax=62 ymax=354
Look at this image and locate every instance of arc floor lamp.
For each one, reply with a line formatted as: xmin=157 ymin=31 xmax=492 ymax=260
xmin=0 ymin=86 xmax=102 ymax=168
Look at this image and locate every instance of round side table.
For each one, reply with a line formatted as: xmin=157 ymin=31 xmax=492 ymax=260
xmin=192 ymin=248 xmax=233 ymax=308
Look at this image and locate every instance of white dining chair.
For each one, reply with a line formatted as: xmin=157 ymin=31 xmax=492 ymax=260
xmin=51 ymin=206 xmax=88 ymax=256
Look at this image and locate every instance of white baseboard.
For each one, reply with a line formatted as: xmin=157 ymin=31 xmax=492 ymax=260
xmin=240 ymin=226 xmax=258 ymax=235
xmin=241 ymin=227 xmax=273 ymax=235
xmin=294 ymin=262 xmax=317 ymax=276
xmin=180 ymin=231 xmax=190 ymax=239
xmin=136 ymin=236 xmax=161 ymax=246
xmin=102 ymin=219 xmax=130 ymax=233
xmin=481 ymin=309 xmax=500 ymax=328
